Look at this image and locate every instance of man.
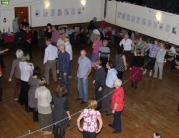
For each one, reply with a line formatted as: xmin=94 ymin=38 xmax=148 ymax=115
xmin=24 ymin=26 xmax=33 ymax=59
xmin=64 ymin=37 xmax=73 ymax=78
xmin=76 ymin=50 xmax=91 ymax=104
xmin=143 ymin=40 xmax=160 ymax=77
xmin=57 ymin=44 xmax=70 ymax=93
xmin=12 ymin=15 xmax=20 ymax=49
xmin=92 ymin=59 xmax=106 ymax=110
xmin=44 ymin=39 xmax=58 ymax=85
xmin=87 ymin=17 xmax=97 ymax=44
xmin=51 ymin=26 xmax=60 ymax=46
xmin=102 ymin=61 xmax=118 ymax=116
xmin=57 ymin=33 xmax=66 ymax=46
xmin=119 ymin=33 xmax=133 ymax=64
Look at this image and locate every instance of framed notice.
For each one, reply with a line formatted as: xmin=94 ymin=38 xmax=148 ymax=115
xmin=57 ymin=9 xmax=62 ymax=16
xmin=131 ymin=15 xmax=135 ymax=22
xmin=122 ymin=13 xmax=126 ymax=20
xmin=142 ymin=18 xmax=146 ymax=25
xmin=147 ymin=20 xmax=152 ymax=27
xmin=136 ymin=16 xmax=140 ymax=24
xmin=64 ymin=8 xmax=69 ymax=15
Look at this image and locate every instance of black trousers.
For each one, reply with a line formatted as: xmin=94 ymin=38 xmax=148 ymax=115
xmin=0 ymin=83 xmax=3 ymax=102
xmin=145 ymin=57 xmax=156 ymax=70
xmin=100 ymin=57 xmax=108 ymax=73
xmin=0 ymin=55 xmax=4 ymax=67
xmin=112 ymin=111 xmax=122 ymax=133
xmin=117 ymin=71 xmax=124 ymax=80
xmin=24 ymin=42 xmax=33 ymax=59
xmin=83 ymin=131 xmax=97 ymax=138
xmin=95 ymin=82 xmax=103 ymax=107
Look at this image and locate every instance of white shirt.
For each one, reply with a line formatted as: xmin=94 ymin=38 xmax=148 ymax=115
xmin=65 ymin=41 xmax=73 ymax=60
xmin=57 ymin=38 xmax=65 ymax=46
xmin=93 ymin=29 xmax=100 ymax=35
xmin=43 ymin=44 xmax=58 ymax=64
xmin=119 ymin=38 xmax=132 ymax=51
xmin=19 ymin=61 xmax=34 ymax=82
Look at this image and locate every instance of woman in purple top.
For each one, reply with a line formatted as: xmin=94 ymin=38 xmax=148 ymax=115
xmin=51 ymin=26 xmax=60 ymax=46
xmin=91 ymin=35 xmax=102 ymax=67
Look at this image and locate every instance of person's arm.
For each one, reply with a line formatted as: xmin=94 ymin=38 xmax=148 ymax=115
xmin=84 ymin=60 xmax=91 ymax=80
xmin=122 ymin=55 xmax=127 ymax=70
xmin=119 ymin=39 xmax=123 ymax=46
xmin=92 ymin=42 xmax=98 ymax=49
xmin=64 ymin=98 xmax=71 ymax=120
xmin=96 ymin=114 xmax=103 ymax=133
xmin=107 ymin=48 xmax=110 ymax=61
xmin=9 ymin=60 xmax=16 ymax=81
xmin=0 ymin=49 xmax=8 ymax=54
xmin=112 ymin=103 xmax=118 ymax=114
xmin=43 ymin=48 xmax=48 ymax=64
xmin=57 ymin=54 xmax=60 ymax=74
xmin=51 ymin=95 xmax=54 ymax=108
xmin=77 ymin=113 xmax=83 ymax=132
xmin=64 ymin=54 xmax=70 ymax=75
xmin=47 ymin=89 xmax=52 ymax=103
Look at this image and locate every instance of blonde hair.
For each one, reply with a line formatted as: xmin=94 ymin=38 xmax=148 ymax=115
xmin=88 ymin=99 xmax=98 ymax=109
xmin=95 ymin=59 xmax=102 ymax=66
xmin=103 ymin=40 xmax=108 ymax=46
xmin=39 ymin=78 xmax=47 ymax=86
xmin=22 ymin=53 xmax=30 ymax=62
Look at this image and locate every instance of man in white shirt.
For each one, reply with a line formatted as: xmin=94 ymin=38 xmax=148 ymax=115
xmin=57 ymin=33 xmax=66 ymax=47
xmin=64 ymin=37 xmax=73 ymax=78
xmin=44 ymin=39 xmax=58 ymax=85
xmin=119 ymin=33 xmax=133 ymax=64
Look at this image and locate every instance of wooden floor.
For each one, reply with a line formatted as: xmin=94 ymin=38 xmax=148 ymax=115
xmin=0 ymin=43 xmax=179 ymax=138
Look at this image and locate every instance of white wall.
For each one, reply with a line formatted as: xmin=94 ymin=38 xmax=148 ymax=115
xmin=0 ymin=0 xmax=105 ymax=31
xmin=106 ymin=1 xmax=179 ymax=45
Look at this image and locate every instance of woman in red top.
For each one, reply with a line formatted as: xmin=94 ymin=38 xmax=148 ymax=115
xmin=104 ymin=27 xmax=112 ymax=40
xmin=109 ymin=79 xmax=124 ymax=134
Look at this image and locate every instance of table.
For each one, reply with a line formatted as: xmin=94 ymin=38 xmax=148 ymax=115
xmin=3 ymin=34 xmax=14 ymax=43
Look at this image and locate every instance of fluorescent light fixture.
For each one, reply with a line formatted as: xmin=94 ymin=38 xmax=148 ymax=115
xmin=81 ymin=0 xmax=86 ymax=6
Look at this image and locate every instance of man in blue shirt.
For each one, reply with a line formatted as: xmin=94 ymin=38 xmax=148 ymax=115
xmin=57 ymin=44 xmax=70 ymax=93
xmin=76 ymin=50 xmax=91 ymax=104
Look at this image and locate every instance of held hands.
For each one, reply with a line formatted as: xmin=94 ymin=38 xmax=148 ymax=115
xmin=57 ymin=70 xmax=59 ymax=74
xmin=98 ymin=87 xmax=102 ymax=91
xmin=8 ymin=78 xmax=12 ymax=82
xmin=96 ymin=128 xmax=102 ymax=133
xmin=92 ymin=80 xmax=95 ymax=84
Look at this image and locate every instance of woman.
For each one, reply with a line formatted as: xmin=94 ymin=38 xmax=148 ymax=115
xmin=77 ymin=99 xmax=103 ymax=138
xmin=109 ymin=79 xmax=124 ymax=134
xmin=28 ymin=67 xmax=41 ymax=122
xmin=104 ymin=27 xmax=112 ymax=40
xmin=51 ymin=26 xmax=60 ymax=46
xmin=116 ymin=46 xmax=127 ymax=80
xmin=99 ymin=40 xmax=110 ymax=72
xmin=9 ymin=49 xmax=24 ymax=100
xmin=91 ymin=35 xmax=102 ymax=67
xmin=52 ymin=84 xmax=71 ymax=138
xmin=35 ymin=78 xmax=52 ymax=135
xmin=18 ymin=54 xmax=34 ymax=112
xmin=45 ymin=23 xmax=52 ymax=39
xmin=134 ymin=36 xmax=145 ymax=56
xmin=130 ymin=49 xmax=144 ymax=88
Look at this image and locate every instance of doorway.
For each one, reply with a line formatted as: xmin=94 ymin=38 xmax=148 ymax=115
xmin=14 ymin=7 xmax=29 ymax=25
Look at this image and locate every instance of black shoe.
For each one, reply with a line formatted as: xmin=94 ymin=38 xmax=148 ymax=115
xmin=112 ymin=131 xmax=121 ymax=134
xmin=106 ymin=113 xmax=113 ymax=116
xmin=108 ymin=124 xmax=114 ymax=128
xmin=25 ymin=106 xmax=32 ymax=113
xmin=81 ymin=101 xmax=86 ymax=104
xmin=76 ymin=98 xmax=82 ymax=101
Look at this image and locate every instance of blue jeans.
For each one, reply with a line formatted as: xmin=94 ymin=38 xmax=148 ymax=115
xmin=60 ymin=72 xmax=70 ymax=93
xmin=78 ymin=78 xmax=88 ymax=102
xmin=68 ymin=61 xmax=72 ymax=77
xmin=112 ymin=111 xmax=121 ymax=133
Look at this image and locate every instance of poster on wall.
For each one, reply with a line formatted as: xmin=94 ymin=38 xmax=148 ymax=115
xmin=118 ymin=12 xmax=121 ymax=18
xmin=57 ymin=9 xmax=62 ymax=16
xmin=136 ymin=17 xmax=140 ymax=24
xmin=64 ymin=8 xmax=69 ymax=15
xmin=131 ymin=15 xmax=135 ymax=22
xmin=43 ymin=10 xmax=48 ymax=17
xmin=78 ymin=8 xmax=82 ymax=15
xmin=127 ymin=14 xmax=130 ymax=21
xmin=51 ymin=9 xmax=55 ymax=16
xmin=71 ymin=8 xmax=75 ymax=15
xmin=159 ymin=23 xmax=164 ymax=31
xmin=153 ymin=21 xmax=158 ymax=29
xmin=122 ymin=13 xmax=126 ymax=19
xmin=147 ymin=20 xmax=152 ymax=27
xmin=35 ymin=10 xmax=40 ymax=17
xmin=172 ymin=27 xmax=176 ymax=34
xmin=142 ymin=18 xmax=146 ymax=25
xmin=165 ymin=24 xmax=170 ymax=33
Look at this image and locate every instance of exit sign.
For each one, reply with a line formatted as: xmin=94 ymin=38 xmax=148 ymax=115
xmin=1 ymin=1 xmax=9 ymax=5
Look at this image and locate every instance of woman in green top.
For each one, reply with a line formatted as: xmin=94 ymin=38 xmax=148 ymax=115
xmin=134 ymin=36 xmax=146 ymax=56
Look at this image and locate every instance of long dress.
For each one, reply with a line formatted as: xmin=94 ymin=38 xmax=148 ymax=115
xmin=28 ymin=76 xmax=39 ymax=108
xmin=52 ymin=94 xmax=69 ymax=130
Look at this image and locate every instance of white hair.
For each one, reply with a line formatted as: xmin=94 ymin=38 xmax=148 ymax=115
xmin=16 ymin=49 xmax=24 ymax=58
xmin=114 ymin=79 xmax=122 ymax=87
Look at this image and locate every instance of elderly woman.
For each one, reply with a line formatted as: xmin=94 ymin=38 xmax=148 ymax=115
xmin=28 ymin=67 xmax=41 ymax=122
xmin=77 ymin=99 xmax=103 ymax=138
xmin=91 ymin=35 xmax=102 ymax=67
xmin=134 ymin=36 xmax=145 ymax=56
xmin=9 ymin=49 xmax=24 ymax=100
xmin=35 ymin=78 xmax=52 ymax=135
xmin=99 ymin=40 xmax=110 ymax=72
xmin=18 ymin=54 xmax=34 ymax=112
xmin=109 ymin=79 xmax=124 ymax=134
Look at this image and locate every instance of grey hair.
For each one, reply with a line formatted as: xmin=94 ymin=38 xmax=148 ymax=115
xmin=114 ymin=79 xmax=122 ymax=87
xmin=103 ymin=40 xmax=108 ymax=46
xmin=59 ymin=44 xmax=65 ymax=48
xmin=16 ymin=49 xmax=24 ymax=58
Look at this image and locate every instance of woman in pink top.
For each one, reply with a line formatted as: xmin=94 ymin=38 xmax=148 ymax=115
xmin=91 ymin=35 xmax=102 ymax=67
xmin=109 ymin=79 xmax=124 ymax=134
xmin=77 ymin=99 xmax=103 ymax=138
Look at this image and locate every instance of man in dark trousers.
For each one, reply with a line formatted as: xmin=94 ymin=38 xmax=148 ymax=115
xmin=87 ymin=17 xmax=97 ymax=44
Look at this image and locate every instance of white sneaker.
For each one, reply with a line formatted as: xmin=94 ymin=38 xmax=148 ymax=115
xmin=143 ymin=70 xmax=146 ymax=75
xmin=14 ymin=98 xmax=19 ymax=101
xmin=149 ymin=71 xmax=152 ymax=77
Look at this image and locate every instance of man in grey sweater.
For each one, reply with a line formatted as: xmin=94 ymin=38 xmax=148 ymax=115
xmin=12 ymin=15 xmax=20 ymax=49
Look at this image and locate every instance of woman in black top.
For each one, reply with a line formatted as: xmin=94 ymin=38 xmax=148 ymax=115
xmin=129 ymin=49 xmax=144 ymax=89
xmin=45 ymin=23 xmax=52 ymax=39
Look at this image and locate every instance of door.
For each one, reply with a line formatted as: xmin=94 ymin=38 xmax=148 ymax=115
xmin=14 ymin=7 xmax=29 ymax=25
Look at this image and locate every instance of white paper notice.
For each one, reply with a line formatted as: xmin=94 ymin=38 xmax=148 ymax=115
xmin=78 ymin=8 xmax=82 ymax=15
xmin=35 ymin=10 xmax=40 ymax=17
xmin=136 ymin=17 xmax=140 ymax=24
xmin=127 ymin=14 xmax=130 ymax=21
xmin=142 ymin=18 xmax=146 ymax=25
xmin=159 ymin=23 xmax=164 ymax=31
xmin=51 ymin=9 xmax=55 ymax=16
xmin=153 ymin=21 xmax=158 ymax=29
xmin=43 ymin=10 xmax=48 ymax=17
xmin=71 ymin=8 xmax=75 ymax=15
xmin=165 ymin=24 xmax=170 ymax=33
xmin=64 ymin=8 xmax=69 ymax=15
xmin=131 ymin=15 xmax=135 ymax=22
xmin=122 ymin=13 xmax=126 ymax=20
xmin=147 ymin=20 xmax=152 ymax=27
xmin=118 ymin=12 xmax=121 ymax=18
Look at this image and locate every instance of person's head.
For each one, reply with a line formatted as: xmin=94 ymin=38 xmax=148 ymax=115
xmin=64 ymin=37 xmax=69 ymax=43
xmin=160 ymin=42 xmax=165 ymax=49
xmin=25 ymin=26 xmax=29 ymax=32
xmin=45 ymin=39 xmax=51 ymax=46
xmin=136 ymin=48 xmax=142 ymax=55
xmin=88 ymin=99 xmax=98 ymax=109
xmin=103 ymin=40 xmax=108 ymax=46
xmin=139 ymin=36 xmax=143 ymax=41
xmin=22 ymin=53 xmax=30 ymax=62
xmin=52 ymin=26 xmax=58 ymax=31
xmin=96 ymin=35 xmax=101 ymax=41
xmin=39 ymin=78 xmax=47 ymax=86
xmin=124 ymin=33 xmax=129 ymax=39
xmin=106 ymin=61 xmax=115 ymax=70
xmin=61 ymin=28 xmax=66 ymax=34
xmin=15 ymin=15 xmax=20 ymax=20
xmin=20 ymin=23 xmax=23 ymax=28
xmin=117 ymin=47 xmax=124 ymax=54
xmin=95 ymin=59 xmax=102 ymax=68
xmin=58 ymin=44 xmax=65 ymax=52
xmin=56 ymin=84 xmax=68 ymax=98
xmin=153 ymin=133 xmax=161 ymax=138
xmin=16 ymin=49 xmax=24 ymax=58
xmin=80 ymin=49 xmax=86 ymax=58
xmin=108 ymin=27 xmax=112 ymax=31
xmin=154 ymin=40 xmax=158 ymax=45
xmin=33 ymin=66 xmax=41 ymax=77
xmin=61 ymin=33 xmax=66 ymax=39
xmin=113 ymin=79 xmax=122 ymax=88
xmin=23 ymin=18 xmax=27 ymax=22
xmin=47 ymin=23 xmax=52 ymax=30
xmin=93 ymin=17 xmax=97 ymax=22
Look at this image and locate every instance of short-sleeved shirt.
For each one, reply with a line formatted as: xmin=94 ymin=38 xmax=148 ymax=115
xmin=82 ymin=109 xmax=100 ymax=133
xmin=119 ymin=38 xmax=132 ymax=51
xmin=99 ymin=46 xmax=110 ymax=58
xmin=77 ymin=56 xmax=91 ymax=78
xmin=148 ymin=44 xmax=160 ymax=58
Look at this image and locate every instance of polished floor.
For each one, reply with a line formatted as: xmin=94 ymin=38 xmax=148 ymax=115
xmin=0 ymin=43 xmax=179 ymax=138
